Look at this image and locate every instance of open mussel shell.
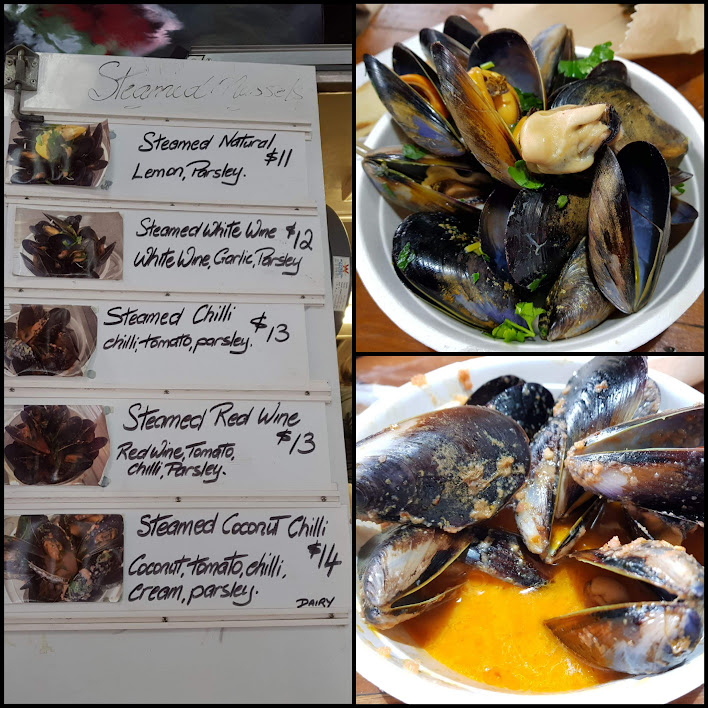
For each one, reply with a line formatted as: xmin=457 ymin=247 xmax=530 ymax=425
xmin=539 ymin=238 xmax=615 ymax=341
xmin=552 ymin=78 xmax=688 ymax=168
xmin=465 ymin=374 xmax=525 ymax=406
xmin=545 ymin=495 xmax=605 ymax=563
xmin=419 ymin=28 xmax=470 ymax=66
xmin=432 ymin=42 xmax=522 ymax=187
xmin=362 ymin=147 xmax=492 ymax=214
xmin=392 ymin=212 xmax=526 ymax=332
xmin=364 ymin=53 xmax=466 ymax=157
xmin=588 ymin=142 xmax=671 ymax=314
xmin=531 ymin=24 xmax=575 ymax=97
xmin=463 ymin=526 xmax=548 ymax=587
xmin=467 ymin=29 xmax=547 ymax=109
xmin=571 ymin=537 xmax=704 ymax=601
xmin=586 ymin=60 xmax=630 ymax=85
xmin=623 ymin=503 xmax=698 ymax=545
xmin=514 ymin=417 xmax=566 ymax=556
xmin=443 ymin=15 xmax=482 ymax=49
xmin=392 ymin=42 xmax=441 ymax=93
xmin=545 ymin=601 xmax=702 ymax=674
xmin=356 ymin=406 xmax=531 ymax=531
xmin=487 ymin=382 xmax=555 ymax=439
xmin=357 ymin=523 xmax=474 ymax=628
xmin=564 ymin=406 xmax=704 ymax=523
xmin=670 ymin=197 xmax=699 ymax=226
xmin=634 ymin=378 xmax=661 ymax=418
xmin=553 ymin=355 xmax=648 ymax=518
xmin=478 ymin=186 xmax=516 ymax=279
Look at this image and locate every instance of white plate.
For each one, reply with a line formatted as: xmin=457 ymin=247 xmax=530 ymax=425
xmin=356 ymin=35 xmax=705 ymax=352
xmin=356 ymin=356 xmax=705 ymax=702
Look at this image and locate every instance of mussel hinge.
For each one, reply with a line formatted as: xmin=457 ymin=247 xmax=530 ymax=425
xmin=4 ymin=44 xmax=44 ymax=123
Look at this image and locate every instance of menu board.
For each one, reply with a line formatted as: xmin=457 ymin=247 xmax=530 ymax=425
xmin=4 ymin=55 xmax=349 ymax=629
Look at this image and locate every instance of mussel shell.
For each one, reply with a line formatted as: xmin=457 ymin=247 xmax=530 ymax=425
xmin=432 ymin=42 xmax=522 ymax=188
xmin=443 ymin=15 xmax=482 ymax=49
xmin=487 ymin=382 xmax=555 ymax=438
xmin=419 ymin=28 xmax=470 ymax=67
xmin=623 ymin=503 xmax=698 ymax=545
xmin=467 ymin=29 xmax=547 ymax=109
xmin=465 ymin=375 xmax=525 ymax=406
xmin=531 ymin=24 xmax=575 ymax=97
xmin=552 ymin=355 xmax=648 ymax=517
xmin=514 ymin=417 xmax=567 ymax=556
xmin=634 ymin=378 xmax=661 ymax=419
xmin=545 ymin=495 xmax=605 ymax=563
xmin=392 ymin=42 xmax=441 ymax=93
xmin=364 ymin=53 xmax=466 ymax=157
xmin=539 ymin=238 xmax=615 ymax=341
xmin=505 ymin=183 xmax=590 ymax=290
xmin=478 ymin=186 xmax=517 ymax=280
xmin=670 ymin=197 xmax=698 ymax=226
xmin=545 ymin=601 xmax=702 ymax=674
xmin=552 ymin=78 xmax=688 ymax=168
xmin=463 ymin=526 xmax=548 ymax=587
xmin=571 ymin=537 xmax=704 ymax=601
xmin=355 ymin=406 xmax=531 ymax=531
xmin=392 ymin=212 xmax=526 ymax=331
xmin=586 ymin=60 xmax=630 ymax=85
xmin=588 ymin=143 xmax=671 ymax=314
xmin=363 ymin=147 xmax=491 ymax=215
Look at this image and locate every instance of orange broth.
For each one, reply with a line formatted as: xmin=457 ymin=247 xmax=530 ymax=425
xmin=403 ymin=503 xmax=704 ymax=693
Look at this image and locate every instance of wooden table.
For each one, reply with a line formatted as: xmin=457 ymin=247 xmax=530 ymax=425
xmin=356 ymin=4 xmax=704 ymax=353
xmin=355 ymin=355 xmax=704 ymax=704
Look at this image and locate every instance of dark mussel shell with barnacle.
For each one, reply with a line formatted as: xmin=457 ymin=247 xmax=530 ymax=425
xmin=4 ymin=514 xmax=123 ymax=602
xmin=4 ymin=305 xmax=79 ymax=376
xmin=22 ymin=212 xmax=116 ymax=278
xmin=8 ymin=122 xmax=108 ymax=186
xmin=5 ymin=405 xmax=109 ymax=485
xmin=362 ymin=20 xmax=698 ymax=341
xmin=356 ymin=356 xmax=704 ymax=676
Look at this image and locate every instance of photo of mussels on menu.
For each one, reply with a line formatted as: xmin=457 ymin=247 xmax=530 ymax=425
xmin=4 ymin=51 xmax=349 ymax=629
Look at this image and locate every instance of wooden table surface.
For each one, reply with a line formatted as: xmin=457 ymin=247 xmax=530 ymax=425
xmin=356 ymin=4 xmax=705 ymax=353
xmin=355 ymin=355 xmax=704 ymax=704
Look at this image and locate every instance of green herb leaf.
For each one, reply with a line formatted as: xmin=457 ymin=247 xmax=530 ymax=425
xmin=508 ymin=160 xmax=544 ymax=190
xmin=471 ymin=272 xmax=479 ymax=284
xmin=489 ymin=302 xmax=545 ymax=343
xmin=402 ymin=144 xmax=427 ymax=160
xmin=396 ymin=242 xmax=415 ymax=271
xmin=513 ymin=87 xmax=543 ymax=113
xmin=556 ymin=195 xmax=568 ymax=209
xmin=673 ymin=183 xmax=686 ymax=195
xmin=528 ymin=274 xmax=547 ymax=292
xmin=558 ymin=41 xmax=614 ymax=79
xmin=480 ymin=61 xmax=495 ymax=70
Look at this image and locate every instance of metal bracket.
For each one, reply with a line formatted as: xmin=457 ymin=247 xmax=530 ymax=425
xmin=4 ymin=44 xmax=43 ymax=123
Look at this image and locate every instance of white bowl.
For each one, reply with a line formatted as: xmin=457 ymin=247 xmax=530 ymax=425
xmin=356 ymin=37 xmax=705 ymax=351
xmin=356 ymin=356 xmax=705 ymax=702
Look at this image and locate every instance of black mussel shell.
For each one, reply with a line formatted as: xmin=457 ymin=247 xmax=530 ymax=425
xmin=531 ymin=24 xmax=575 ymax=97
xmin=465 ymin=375 xmax=525 ymax=406
xmin=539 ymin=238 xmax=615 ymax=341
xmin=419 ymin=27 xmax=470 ymax=66
xmin=587 ymin=60 xmax=630 ymax=85
xmin=443 ymin=15 xmax=482 ymax=49
xmin=392 ymin=212 xmax=526 ymax=332
xmin=487 ymin=382 xmax=555 ymax=438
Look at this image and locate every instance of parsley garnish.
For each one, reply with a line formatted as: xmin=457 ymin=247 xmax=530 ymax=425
xmin=558 ymin=42 xmax=614 ymax=79
xmin=397 ymin=242 xmax=415 ymax=270
xmin=508 ymin=161 xmax=544 ymax=190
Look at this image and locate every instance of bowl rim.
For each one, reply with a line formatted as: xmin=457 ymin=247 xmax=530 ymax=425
xmin=356 ymin=356 xmax=705 ymax=702
xmin=356 ymin=38 xmax=705 ymax=352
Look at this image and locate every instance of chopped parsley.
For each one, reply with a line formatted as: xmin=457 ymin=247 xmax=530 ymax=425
xmin=556 ymin=195 xmax=569 ymax=209
xmin=514 ymin=87 xmax=543 ymax=113
xmin=490 ymin=303 xmax=545 ymax=343
xmin=528 ymin=274 xmax=547 ymax=292
xmin=396 ymin=242 xmax=415 ymax=270
xmin=508 ymin=160 xmax=544 ymax=190
xmin=558 ymin=42 xmax=614 ymax=79
xmin=401 ymin=143 xmax=427 ymax=160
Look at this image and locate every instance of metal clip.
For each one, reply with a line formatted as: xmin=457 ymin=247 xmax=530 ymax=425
xmin=4 ymin=44 xmax=43 ymax=123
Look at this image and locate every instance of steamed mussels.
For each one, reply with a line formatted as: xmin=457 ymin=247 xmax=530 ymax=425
xmin=362 ymin=16 xmax=697 ymax=344
xmin=356 ymin=356 xmax=704 ymax=685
